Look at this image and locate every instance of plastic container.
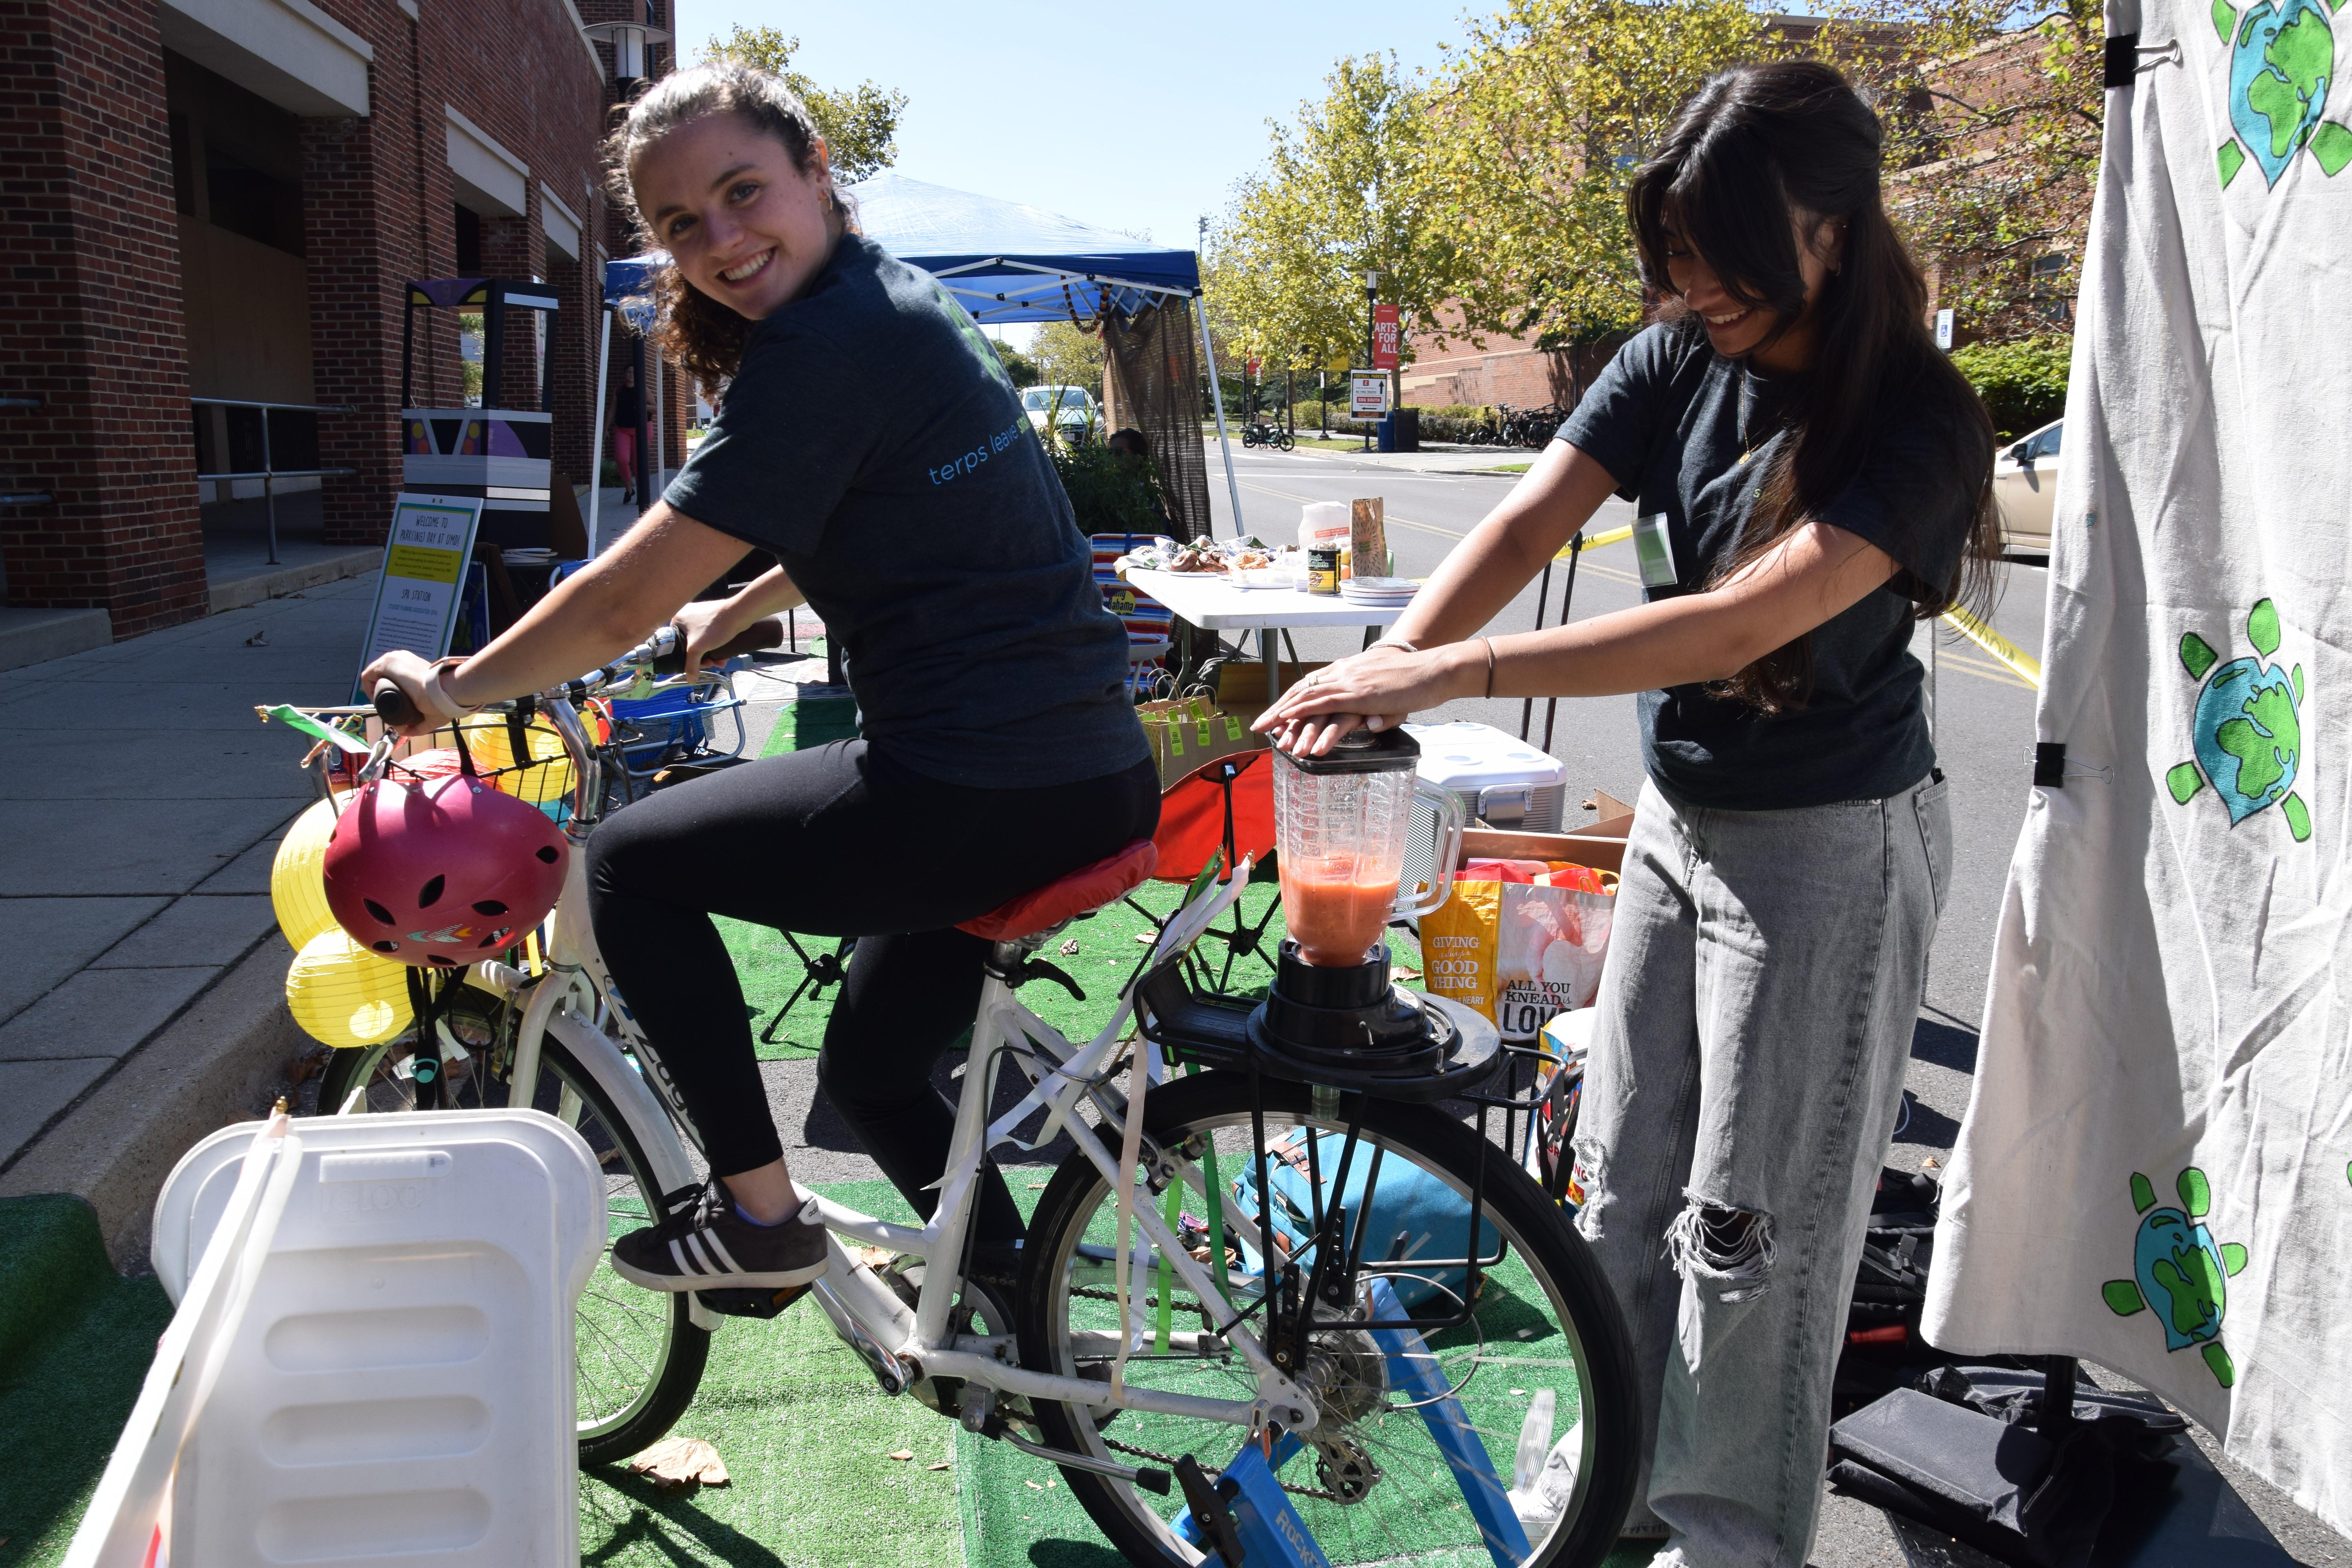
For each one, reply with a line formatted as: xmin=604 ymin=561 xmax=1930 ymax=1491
xmin=144 ymin=1109 xmax=606 ymax=1566
xmin=1271 ymin=728 xmax=1462 ymax=965
xmin=1297 ymin=501 xmax=1350 ymax=555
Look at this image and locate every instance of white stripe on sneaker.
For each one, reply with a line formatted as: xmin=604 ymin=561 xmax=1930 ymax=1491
xmin=702 ymin=1231 xmax=743 ymax=1274
xmin=670 ymin=1237 xmax=696 ymax=1276
xmin=684 ymin=1234 xmax=717 ymax=1276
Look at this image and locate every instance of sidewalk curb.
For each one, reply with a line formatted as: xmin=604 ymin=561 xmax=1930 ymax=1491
xmin=0 ymin=937 xmax=302 ymax=1274
xmin=207 ymin=547 xmax=380 ymax=615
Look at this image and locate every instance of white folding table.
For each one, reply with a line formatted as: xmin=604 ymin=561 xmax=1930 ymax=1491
xmin=1125 ymin=568 xmax=1411 ymax=701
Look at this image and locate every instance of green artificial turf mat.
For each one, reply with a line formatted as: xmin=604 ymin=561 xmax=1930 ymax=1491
xmin=0 ymin=1197 xmax=174 ymax=1568
xmin=580 ymin=1178 xmax=965 ymax=1568
xmin=730 ymin=879 xmax=1423 ymax=1063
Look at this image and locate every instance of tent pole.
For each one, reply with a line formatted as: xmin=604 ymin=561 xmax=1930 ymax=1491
xmin=1196 ymin=293 xmax=1244 ymax=540
xmin=588 ymin=304 xmax=611 ymax=557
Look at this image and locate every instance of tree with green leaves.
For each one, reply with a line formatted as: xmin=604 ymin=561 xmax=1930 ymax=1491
xmin=1206 ymin=54 xmax=1458 ymax=373
xmin=1416 ymin=0 xmax=1792 ymax=353
xmin=700 ymin=26 xmax=908 ymax=183
xmin=1028 ymin=320 xmax=1105 ymax=401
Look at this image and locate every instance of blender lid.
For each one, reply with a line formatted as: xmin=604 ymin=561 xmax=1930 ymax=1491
xmin=1277 ymin=725 xmax=1421 ymax=775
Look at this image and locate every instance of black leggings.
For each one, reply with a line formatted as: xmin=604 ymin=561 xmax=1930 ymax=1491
xmin=586 ymin=740 xmax=1160 ymax=1247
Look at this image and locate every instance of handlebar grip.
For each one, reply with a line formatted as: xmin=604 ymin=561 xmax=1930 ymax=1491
xmin=652 ymin=617 xmax=788 ymax=677
xmin=373 ymin=680 xmax=423 ymax=729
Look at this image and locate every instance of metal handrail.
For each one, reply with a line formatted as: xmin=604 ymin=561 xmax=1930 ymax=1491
xmin=190 ymin=398 xmax=356 ymax=564
xmin=189 ymin=397 xmax=354 ymax=414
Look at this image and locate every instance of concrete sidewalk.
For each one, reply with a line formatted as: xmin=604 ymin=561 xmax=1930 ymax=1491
xmin=0 ymin=575 xmax=374 ymax=1262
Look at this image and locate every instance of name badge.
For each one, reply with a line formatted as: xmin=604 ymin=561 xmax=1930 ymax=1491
xmin=1633 ymin=512 xmax=1679 ymax=589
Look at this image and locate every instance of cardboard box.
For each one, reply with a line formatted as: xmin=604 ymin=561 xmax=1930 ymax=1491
xmin=1461 ymin=790 xmax=1635 ymax=875
xmin=1140 ymin=695 xmax=1266 ymax=789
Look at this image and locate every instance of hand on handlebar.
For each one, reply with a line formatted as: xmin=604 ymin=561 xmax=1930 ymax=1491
xmin=671 ymin=603 xmax=786 ymax=674
xmin=361 ymin=650 xmax=470 ymax=737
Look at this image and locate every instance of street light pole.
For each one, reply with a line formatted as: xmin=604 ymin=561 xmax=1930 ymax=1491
xmin=1362 ymin=269 xmax=1379 ymax=453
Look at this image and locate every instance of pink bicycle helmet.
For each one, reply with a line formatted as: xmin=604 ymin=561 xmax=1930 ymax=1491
xmin=322 ymin=772 xmax=568 ymax=966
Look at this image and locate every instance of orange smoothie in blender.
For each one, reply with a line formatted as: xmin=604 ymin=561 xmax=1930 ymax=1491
xmin=1281 ymin=857 xmax=1397 ymax=966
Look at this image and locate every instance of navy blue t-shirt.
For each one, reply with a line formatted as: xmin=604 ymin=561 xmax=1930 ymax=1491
xmin=664 ymin=234 xmax=1146 ymax=789
xmin=1557 ymin=320 xmax=1979 ymax=811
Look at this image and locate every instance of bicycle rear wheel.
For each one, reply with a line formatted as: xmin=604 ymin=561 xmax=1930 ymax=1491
xmin=1014 ymin=1071 xmax=1638 ymax=1568
xmin=314 ymin=998 xmax=710 ymax=1466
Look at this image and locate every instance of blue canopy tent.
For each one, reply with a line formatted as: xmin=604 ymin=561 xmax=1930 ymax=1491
xmin=848 ymin=173 xmax=1243 ymax=539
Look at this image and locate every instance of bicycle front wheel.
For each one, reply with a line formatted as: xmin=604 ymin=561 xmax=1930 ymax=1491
xmin=1014 ymin=1071 xmax=1638 ymax=1568
xmin=313 ymin=999 xmax=710 ymax=1466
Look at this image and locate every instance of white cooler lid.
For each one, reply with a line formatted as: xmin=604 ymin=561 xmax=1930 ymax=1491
xmin=1403 ymin=720 xmax=1569 ymax=791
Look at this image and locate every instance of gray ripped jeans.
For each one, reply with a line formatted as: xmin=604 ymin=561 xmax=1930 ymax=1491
xmin=1573 ymin=773 xmax=1949 ymax=1568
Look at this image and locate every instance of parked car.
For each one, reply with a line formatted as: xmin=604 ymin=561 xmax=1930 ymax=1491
xmin=1992 ymin=417 xmax=2062 ymax=556
xmin=1023 ymin=384 xmax=1098 ymax=438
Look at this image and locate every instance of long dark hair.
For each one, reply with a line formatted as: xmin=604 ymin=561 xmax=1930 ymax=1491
xmin=1628 ymin=59 xmax=2000 ymax=713
xmin=605 ymin=63 xmax=857 ymax=397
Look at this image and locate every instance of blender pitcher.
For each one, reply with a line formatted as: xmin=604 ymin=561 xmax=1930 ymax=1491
xmin=1272 ymin=728 xmax=1466 ymax=967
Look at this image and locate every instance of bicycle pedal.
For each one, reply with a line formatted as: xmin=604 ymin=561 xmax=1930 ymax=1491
xmin=696 ymin=1282 xmax=815 ymax=1319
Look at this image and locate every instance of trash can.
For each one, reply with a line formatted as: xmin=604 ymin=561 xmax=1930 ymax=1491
xmin=1393 ymin=407 xmax=1421 ymax=453
xmin=1377 ymin=413 xmax=1397 ymax=453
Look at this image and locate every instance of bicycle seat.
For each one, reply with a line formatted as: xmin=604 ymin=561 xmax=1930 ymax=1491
xmin=956 ymin=840 xmax=1158 ymax=942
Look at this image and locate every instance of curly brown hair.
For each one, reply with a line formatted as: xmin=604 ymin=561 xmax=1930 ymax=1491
xmin=604 ymin=62 xmax=857 ymax=398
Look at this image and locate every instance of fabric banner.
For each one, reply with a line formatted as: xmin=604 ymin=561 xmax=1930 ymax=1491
xmin=1925 ymin=0 xmax=2352 ymax=1533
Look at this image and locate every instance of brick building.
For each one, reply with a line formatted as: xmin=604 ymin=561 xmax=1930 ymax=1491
xmin=0 ymin=0 xmax=691 ymax=639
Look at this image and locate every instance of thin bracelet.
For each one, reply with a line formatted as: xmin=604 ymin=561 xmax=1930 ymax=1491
xmin=1482 ymin=637 xmax=1496 ymax=699
xmin=1370 ymin=637 xmax=1419 ymax=654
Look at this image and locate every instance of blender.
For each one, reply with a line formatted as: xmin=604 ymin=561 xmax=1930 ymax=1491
xmin=1252 ymin=729 xmax=1468 ymax=1084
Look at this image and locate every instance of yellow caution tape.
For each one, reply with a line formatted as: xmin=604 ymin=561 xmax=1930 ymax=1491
xmin=1555 ymin=524 xmax=1634 ymax=561
xmin=1939 ymin=604 xmax=2042 ymax=688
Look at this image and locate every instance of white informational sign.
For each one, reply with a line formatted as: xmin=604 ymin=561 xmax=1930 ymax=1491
xmin=1349 ymin=371 xmax=1391 ymax=419
xmin=1927 ymin=0 xmax=2352 ymax=1534
xmin=1934 ymin=308 xmax=1955 ymax=350
xmin=351 ymin=493 xmax=486 ymax=701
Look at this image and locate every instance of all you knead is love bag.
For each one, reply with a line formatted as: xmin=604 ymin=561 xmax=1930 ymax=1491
xmin=1419 ymin=860 xmax=1617 ymax=1040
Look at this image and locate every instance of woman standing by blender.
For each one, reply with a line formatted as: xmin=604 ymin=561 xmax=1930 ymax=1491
xmin=1256 ymin=61 xmax=1998 ymax=1568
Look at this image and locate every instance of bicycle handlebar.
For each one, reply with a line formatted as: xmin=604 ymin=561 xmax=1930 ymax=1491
xmin=370 ymin=617 xmax=787 ymax=728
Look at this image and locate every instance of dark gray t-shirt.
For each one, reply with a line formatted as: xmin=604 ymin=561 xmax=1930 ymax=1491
xmin=1558 ymin=320 xmax=1978 ymax=811
xmin=664 ymin=234 xmax=1146 ymax=789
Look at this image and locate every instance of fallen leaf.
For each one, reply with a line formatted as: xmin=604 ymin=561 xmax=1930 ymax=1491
xmin=1059 ymin=938 xmax=1081 ymax=955
xmin=1027 ymin=1182 xmax=1048 ymax=1189
xmin=245 ymin=632 xmax=269 ymax=646
xmin=1135 ymin=931 xmax=1157 ymax=944
xmin=627 ymin=1436 xmax=729 ymax=1490
xmin=857 ymin=1245 xmax=897 ymax=1270
xmin=1026 ymin=1479 xmax=1046 ymax=1491
xmin=928 ymin=1460 xmax=952 ymax=1471
xmin=1510 ymin=1388 xmax=1526 ymax=1396
xmin=888 ymin=1449 xmax=915 ymax=1461
xmin=1395 ymin=967 xmax=1423 ymax=982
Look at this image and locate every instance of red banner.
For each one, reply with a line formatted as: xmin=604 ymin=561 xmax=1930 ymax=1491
xmin=1372 ymin=304 xmax=1401 ymax=371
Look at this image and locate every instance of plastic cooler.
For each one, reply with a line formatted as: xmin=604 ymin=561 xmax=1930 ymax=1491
xmin=125 ymin=1109 xmax=606 ymax=1566
xmin=1404 ymin=720 xmax=1570 ymax=831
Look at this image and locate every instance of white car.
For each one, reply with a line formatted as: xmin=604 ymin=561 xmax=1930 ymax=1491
xmin=1023 ymin=384 xmax=1098 ymax=436
xmin=1992 ymin=417 xmax=2062 ymax=556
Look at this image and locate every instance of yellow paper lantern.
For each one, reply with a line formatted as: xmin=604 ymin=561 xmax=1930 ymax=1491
xmin=270 ymin=798 xmax=341 ymax=949
xmin=286 ymin=928 xmax=414 ymax=1049
xmin=458 ymin=713 xmax=575 ymax=809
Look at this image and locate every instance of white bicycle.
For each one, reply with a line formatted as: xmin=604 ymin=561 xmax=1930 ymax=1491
xmin=267 ymin=628 xmax=1639 ymax=1567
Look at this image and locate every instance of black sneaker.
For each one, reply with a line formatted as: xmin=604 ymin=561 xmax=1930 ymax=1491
xmin=611 ymin=1180 xmax=829 ymax=1292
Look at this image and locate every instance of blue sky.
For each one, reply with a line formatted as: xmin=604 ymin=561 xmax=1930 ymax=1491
xmin=671 ymin=1 xmax=1464 ymax=289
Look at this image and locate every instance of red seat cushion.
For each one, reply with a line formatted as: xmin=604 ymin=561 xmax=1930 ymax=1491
xmin=956 ymin=840 xmax=1160 ymax=942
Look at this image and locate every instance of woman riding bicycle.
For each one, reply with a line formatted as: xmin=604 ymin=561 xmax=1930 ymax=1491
xmin=364 ymin=62 xmax=1156 ymax=1294
xmin=1257 ymin=62 xmax=1996 ymax=1568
